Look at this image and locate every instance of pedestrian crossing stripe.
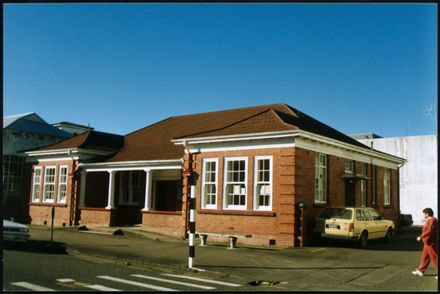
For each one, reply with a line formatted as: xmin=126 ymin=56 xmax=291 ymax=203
xmin=11 ymin=282 xmax=56 ymax=291
xmin=162 ymin=274 xmax=242 ymax=287
xmin=86 ymin=284 xmax=122 ymax=291
xmin=57 ymin=278 xmax=122 ymax=291
xmin=131 ymin=274 xmax=216 ymax=290
xmin=97 ymin=275 xmax=178 ymax=291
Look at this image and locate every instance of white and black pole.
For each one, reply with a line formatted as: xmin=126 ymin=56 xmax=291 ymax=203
xmin=188 ymin=172 xmax=196 ymax=269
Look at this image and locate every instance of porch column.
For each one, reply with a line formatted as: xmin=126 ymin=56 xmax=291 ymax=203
xmin=142 ymin=169 xmax=153 ymax=211
xmin=79 ymin=171 xmax=87 ymax=207
xmin=105 ymin=170 xmax=116 ymax=209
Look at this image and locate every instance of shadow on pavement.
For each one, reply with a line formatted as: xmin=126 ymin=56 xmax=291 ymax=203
xmin=3 ymin=239 xmax=68 ymax=254
xmin=308 ymin=227 xmax=423 ymax=252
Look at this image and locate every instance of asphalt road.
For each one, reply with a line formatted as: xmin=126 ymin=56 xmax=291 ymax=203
xmin=3 ymin=243 xmax=246 ymax=291
xmin=3 ymin=226 xmax=438 ymax=292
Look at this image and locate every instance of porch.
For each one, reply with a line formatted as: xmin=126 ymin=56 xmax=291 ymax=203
xmin=78 ymin=162 xmax=184 ymax=228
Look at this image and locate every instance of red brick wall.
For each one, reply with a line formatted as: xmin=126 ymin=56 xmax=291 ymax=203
xmin=142 ymin=212 xmax=185 ymax=238
xmin=80 ymin=208 xmax=114 ymax=226
xmin=190 ymin=147 xmax=297 ymax=247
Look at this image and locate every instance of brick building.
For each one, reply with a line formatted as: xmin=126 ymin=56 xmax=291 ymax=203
xmin=25 ymin=104 xmax=405 ymax=247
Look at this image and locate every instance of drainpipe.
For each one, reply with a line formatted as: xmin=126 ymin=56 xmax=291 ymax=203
xmin=369 ymin=140 xmax=376 ymax=207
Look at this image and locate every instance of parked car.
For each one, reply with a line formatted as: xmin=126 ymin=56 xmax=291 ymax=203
xmin=3 ymin=219 xmax=30 ymax=242
xmin=313 ymin=207 xmax=394 ymax=248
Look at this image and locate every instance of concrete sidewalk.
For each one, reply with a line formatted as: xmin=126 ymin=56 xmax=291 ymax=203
xmin=25 ymin=225 xmax=437 ymax=291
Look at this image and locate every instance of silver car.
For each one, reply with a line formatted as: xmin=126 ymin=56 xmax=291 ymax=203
xmin=3 ymin=219 xmax=30 ymax=242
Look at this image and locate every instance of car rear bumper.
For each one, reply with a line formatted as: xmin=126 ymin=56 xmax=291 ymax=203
xmin=321 ymin=233 xmax=358 ymax=241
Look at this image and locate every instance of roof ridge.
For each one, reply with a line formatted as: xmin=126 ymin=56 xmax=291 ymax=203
xmin=172 ymin=103 xmax=286 ymax=119
xmin=174 ymin=108 xmax=276 ymax=139
xmin=124 ymin=116 xmax=175 ymax=137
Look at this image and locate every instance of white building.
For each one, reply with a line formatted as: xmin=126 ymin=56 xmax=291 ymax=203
xmin=355 ymin=134 xmax=437 ymax=225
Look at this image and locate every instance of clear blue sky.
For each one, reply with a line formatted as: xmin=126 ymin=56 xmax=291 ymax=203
xmin=4 ymin=3 xmax=437 ymax=137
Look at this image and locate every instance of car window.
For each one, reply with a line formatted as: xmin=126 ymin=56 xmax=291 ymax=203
xmin=318 ymin=208 xmax=352 ymax=220
xmin=356 ymin=210 xmax=362 ymax=221
xmin=370 ymin=209 xmax=382 ymax=221
xmin=361 ymin=209 xmax=372 ymax=221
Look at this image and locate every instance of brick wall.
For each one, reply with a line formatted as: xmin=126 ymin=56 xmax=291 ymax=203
xmin=142 ymin=211 xmax=185 ymax=238
xmin=188 ymin=147 xmax=297 ymax=247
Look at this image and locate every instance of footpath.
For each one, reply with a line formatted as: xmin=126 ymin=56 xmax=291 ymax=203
xmin=24 ymin=225 xmax=437 ymax=292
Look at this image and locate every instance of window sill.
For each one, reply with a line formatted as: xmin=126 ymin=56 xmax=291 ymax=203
xmin=142 ymin=210 xmax=182 ymax=215
xmin=29 ymin=202 xmax=67 ymax=207
xmin=198 ymin=210 xmax=276 ymax=217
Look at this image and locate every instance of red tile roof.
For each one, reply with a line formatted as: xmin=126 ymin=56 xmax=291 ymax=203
xmin=30 ymin=131 xmax=124 ymax=152
xmin=106 ymin=103 xmax=369 ymax=162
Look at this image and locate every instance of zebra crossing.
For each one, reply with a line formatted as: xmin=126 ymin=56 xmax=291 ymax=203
xmin=9 ymin=272 xmax=242 ymax=291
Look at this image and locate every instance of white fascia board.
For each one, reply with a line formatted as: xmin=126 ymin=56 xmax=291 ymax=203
xmin=25 ymin=148 xmax=73 ymax=157
xmin=172 ymin=130 xmax=300 ymax=145
xmin=295 ymin=131 xmax=406 ymax=168
xmin=173 ymin=128 xmax=405 ymax=169
xmin=184 ymin=137 xmax=296 ymax=153
xmin=25 ymin=148 xmax=113 ymax=157
xmin=79 ymin=159 xmax=184 ymax=172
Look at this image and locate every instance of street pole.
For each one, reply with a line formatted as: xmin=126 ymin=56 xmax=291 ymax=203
xmin=188 ymin=173 xmax=196 ymax=269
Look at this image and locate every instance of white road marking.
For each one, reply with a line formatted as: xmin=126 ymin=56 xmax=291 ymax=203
xmin=97 ymin=275 xmax=178 ymax=291
xmin=131 ymin=274 xmax=216 ymax=290
xmin=56 ymin=278 xmax=76 ymax=283
xmin=162 ymin=274 xmax=241 ymax=287
xmin=11 ymin=282 xmax=56 ymax=291
xmin=86 ymin=284 xmax=122 ymax=291
xmin=56 ymin=278 xmax=121 ymax=291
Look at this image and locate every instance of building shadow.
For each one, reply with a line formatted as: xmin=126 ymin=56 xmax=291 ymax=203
xmin=3 ymin=239 xmax=68 ymax=255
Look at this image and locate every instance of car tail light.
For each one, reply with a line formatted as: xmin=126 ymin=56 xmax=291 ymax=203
xmin=348 ymin=223 xmax=354 ymax=232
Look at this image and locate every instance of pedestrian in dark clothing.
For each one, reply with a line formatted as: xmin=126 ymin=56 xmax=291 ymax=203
xmin=411 ymin=208 xmax=438 ymax=279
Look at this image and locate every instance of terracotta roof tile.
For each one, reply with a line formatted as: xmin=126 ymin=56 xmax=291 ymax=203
xmin=30 ymin=131 xmax=124 ymax=152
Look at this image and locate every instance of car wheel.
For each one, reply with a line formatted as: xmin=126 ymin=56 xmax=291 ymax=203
xmin=359 ymin=231 xmax=368 ymax=248
xmin=384 ymin=228 xmax=394 ymax=243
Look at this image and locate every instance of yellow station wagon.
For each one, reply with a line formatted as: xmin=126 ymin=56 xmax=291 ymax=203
xmin=313 ymin=207 xmax=395 ymax=248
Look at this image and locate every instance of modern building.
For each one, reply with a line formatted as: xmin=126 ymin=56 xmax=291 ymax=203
xmin=3 ymin=112 xmax=72 ymax=222
xmin=355 ymin=134 xmax=437 ymax=225
xmin=25 ymin=104 xmax=405 ymax=247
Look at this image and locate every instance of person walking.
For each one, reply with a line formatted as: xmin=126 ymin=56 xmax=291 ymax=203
xmin=411 ymin=208 xmax=438 ymax=279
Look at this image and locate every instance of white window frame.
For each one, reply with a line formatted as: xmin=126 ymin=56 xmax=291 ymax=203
xmin=384 ymin=168 xmax=391 ymax=206
xmin=119 ymin=171 xmax=141 ymax=205
xmin=201 ymin=158 xmax=218 ymax=209
xmin=314 ymin=153 xmax=327 ymax=204
xmin=31 ymin=167 xmax=42 ymax=202
xmin=223 ymin=157 xmax=248 ymax=210
xmin=43 ymin=166 xmax=56 ymax=203
xmin=57 ymin=166 xmax=68 ymax=203
xmin=345 ymin=160 xmax=354 ymax=173
xmin=360 ymin=163 xmax=367 ymax=207
xmin=254 ymin=156 xmax=273 ymax=211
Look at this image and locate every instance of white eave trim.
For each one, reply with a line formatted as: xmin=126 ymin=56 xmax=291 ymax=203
xmin=25 ymin=148 xmax=114 ymax=157
xmin=79 ymin=159 xmax=184 ymax=172
xmin=172 ymin=129 xmax=406 ymax=167
xmin=172 ymin=130 xmax=300 ymax=145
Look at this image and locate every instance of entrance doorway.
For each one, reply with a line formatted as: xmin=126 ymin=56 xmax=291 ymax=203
xmin=345 ymin=179 xmax=356 ymax=206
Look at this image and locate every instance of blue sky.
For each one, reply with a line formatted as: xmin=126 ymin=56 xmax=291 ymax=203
xmin=4 ymin=3 xmax=437 ymax=137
